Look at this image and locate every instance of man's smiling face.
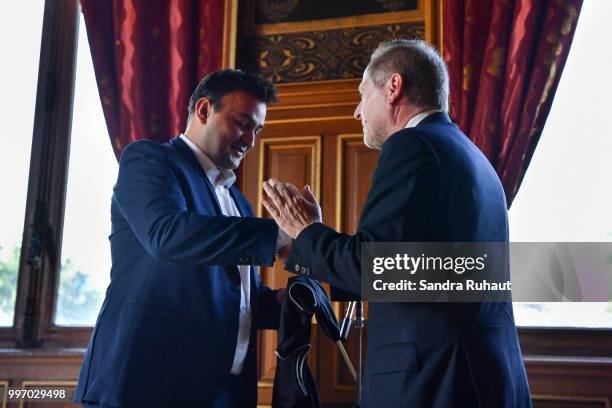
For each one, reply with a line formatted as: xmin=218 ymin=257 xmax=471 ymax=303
xmin=200 ymin=90 xmax=266 ymax=170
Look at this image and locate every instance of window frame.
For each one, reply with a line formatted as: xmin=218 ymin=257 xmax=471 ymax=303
xmin=0 ymin=0 xmax=88 ymax=347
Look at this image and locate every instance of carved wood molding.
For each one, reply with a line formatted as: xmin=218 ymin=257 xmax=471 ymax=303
xmin=240 ymin=23 xmax=424 ymax=83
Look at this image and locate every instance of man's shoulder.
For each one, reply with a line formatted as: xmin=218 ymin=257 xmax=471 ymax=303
xmin=385 ymin=117 xmax=475 ymax=159
xmin=119 ymin=139 xmax=181 ymax=165
xmin=121 ymin=138 xmax=175 ymax=155
xmin=382 ymin=127 xmax=444 ymax=164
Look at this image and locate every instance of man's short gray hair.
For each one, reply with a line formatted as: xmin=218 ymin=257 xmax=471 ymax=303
xmin=366 ymin=39 xmax=449 ymax=112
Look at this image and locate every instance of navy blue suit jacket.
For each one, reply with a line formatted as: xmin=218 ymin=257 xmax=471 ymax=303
xmin=75 ymin=137 xmax=280 ymax=406
xmin=287 ymin=113 xmax=531 ymax=407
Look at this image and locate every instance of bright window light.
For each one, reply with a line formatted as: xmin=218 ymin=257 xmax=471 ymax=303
xmin=509 ymin=0 xmax=612 ymax=328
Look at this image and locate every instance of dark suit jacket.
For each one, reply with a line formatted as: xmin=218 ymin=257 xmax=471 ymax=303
xmin=286 ymin=113 xmax=531 ymax=407
xmin=74 ymin=137 xmax=281 ymax=406
xmin=273 ymin=276 xmax=341 ymax=408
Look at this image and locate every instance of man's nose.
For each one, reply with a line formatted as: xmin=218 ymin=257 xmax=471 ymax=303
xmin=354 ymin=101 xmax=362 ymax=120
xmin=242 ymin=130 xmax=256 ymax=149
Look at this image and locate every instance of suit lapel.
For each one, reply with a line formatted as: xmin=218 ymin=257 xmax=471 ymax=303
xmin=171 ymin=137 xmax=243 ymax=285
xmin=171 ymin=136 xmax=224 ymax=215
xmin=172 ymin=137 xmax=258 ymax=303
xmin=229 ymin=187 xmax=252 ymax=217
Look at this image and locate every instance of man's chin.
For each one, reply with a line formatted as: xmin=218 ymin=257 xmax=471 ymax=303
xmin=228 ymin=157 xmax=243 ymax=170
xmin=363 ymin=135 xmax=381 ymax=150
xmin=216 ymin=156 xmax=240 ymax=171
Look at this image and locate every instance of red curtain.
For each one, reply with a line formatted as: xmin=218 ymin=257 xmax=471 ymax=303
xmin=443 ymin=0 xmax=583 ymax=207
xmin=81 ymin=0 xmax=225 ymax=160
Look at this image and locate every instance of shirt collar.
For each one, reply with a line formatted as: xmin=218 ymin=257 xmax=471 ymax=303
xmin=179 ymin=134 xmax=236 ymax=189
xmin=404 ymin=109 xmax=443 ymax=129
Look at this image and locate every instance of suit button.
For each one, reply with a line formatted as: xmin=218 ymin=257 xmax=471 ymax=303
xmin=294 ymin=264 xmax=301 ymax=273
xmin=239 ymin=256 xmax=250 ymax=264
xmin=256 ymin=256 xmax=266 ymax=265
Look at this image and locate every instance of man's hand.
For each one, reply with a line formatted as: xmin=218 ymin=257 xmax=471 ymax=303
xmin=262 ymin=178 xmax=322 ymax=239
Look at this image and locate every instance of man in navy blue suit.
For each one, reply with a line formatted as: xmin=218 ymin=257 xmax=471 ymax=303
xmin=262 ymin=40 xmax=532 ymax=407
xmin=75 ymin=70 xmax=290 ymax=407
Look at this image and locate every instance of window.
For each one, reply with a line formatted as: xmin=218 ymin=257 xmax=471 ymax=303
xmin=0 ymin=0 xmax=85 ymax=346
xmin=55 ymin=12 xmax=116 ymax=326
xmin=509 ymin=0 xmax=612 ymax=328
xmin=0 ymin=1 xmax=45 ymax=326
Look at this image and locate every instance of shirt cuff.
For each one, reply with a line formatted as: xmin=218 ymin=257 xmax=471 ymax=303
xmin=275 ymin=227 xmax=292 ymax=252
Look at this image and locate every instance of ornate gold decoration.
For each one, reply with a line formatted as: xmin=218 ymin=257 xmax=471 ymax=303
xmin=462 ymin=63 xmax=472 ymax=91
xmin=242 ymin=23 xmax=425 ymax=82
xmin=486 ymin=47 xmax=505 ymax=79
xmin=376 ymin=0 xmax=410 ymax=12
xmin=559 ymin=0 xmax=578 ymax=35
xmin=114 ymin=137 xmax=124 ymax=151
xmin=245 ymin=0 xmax=424 ymax=36
xmin=258 ymin=0 xmax=299 ymax=22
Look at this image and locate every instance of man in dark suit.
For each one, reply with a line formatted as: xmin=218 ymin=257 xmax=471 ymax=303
xmin=75 ymin=70 xmax=290 ymax=407
xmin=262 ymin=40 xmax=532 ymax=407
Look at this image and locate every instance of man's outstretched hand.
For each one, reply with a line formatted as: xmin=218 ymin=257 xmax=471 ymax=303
xmin=262 ymin=178 xmax=322 ymax=239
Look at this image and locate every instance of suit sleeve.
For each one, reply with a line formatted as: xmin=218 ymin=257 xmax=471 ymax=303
xmin=286 ymin=132 xmax=442 ymax=295
xmin=114 ymin=140 xmax=278 ymax=266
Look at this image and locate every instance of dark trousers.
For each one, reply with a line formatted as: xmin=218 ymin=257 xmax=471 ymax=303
xmin=83 ymin=371 xmax=254 ymax=408
xmin=213 ymin=370 xmax=255 ymax=408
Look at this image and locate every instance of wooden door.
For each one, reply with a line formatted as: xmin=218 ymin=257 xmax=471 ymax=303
xmin=238 ymin=79 xmax=379 ymax=406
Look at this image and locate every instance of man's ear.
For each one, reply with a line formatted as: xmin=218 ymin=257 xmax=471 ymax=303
xmin=195 ymin=98 xmax=212 ymax=124
xmin=387 ymin=73 xmax=404 ymax=104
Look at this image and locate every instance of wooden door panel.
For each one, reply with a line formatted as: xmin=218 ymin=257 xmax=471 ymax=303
xmin=237 ymin=81 xmax=370 ymax=406
xmin=249 ymin=136 xmax=322 ymax=403
xmin=336 ymin=134 xmax=378 ymax=234
xmin=320 ymin=134 xmax=378 ymax=403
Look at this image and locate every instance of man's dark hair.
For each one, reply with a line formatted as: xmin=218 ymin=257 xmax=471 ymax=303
xmin=366 ymin=39 xmax=449 ymax=112
xmin=187 ymin=69 xmax=277 ymax=124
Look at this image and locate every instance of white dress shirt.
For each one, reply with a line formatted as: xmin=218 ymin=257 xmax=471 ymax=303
xmin=179 ymin=134 xmax=289 ymax=374
xmin=405 ymin=109 xmax=443 ymax=128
